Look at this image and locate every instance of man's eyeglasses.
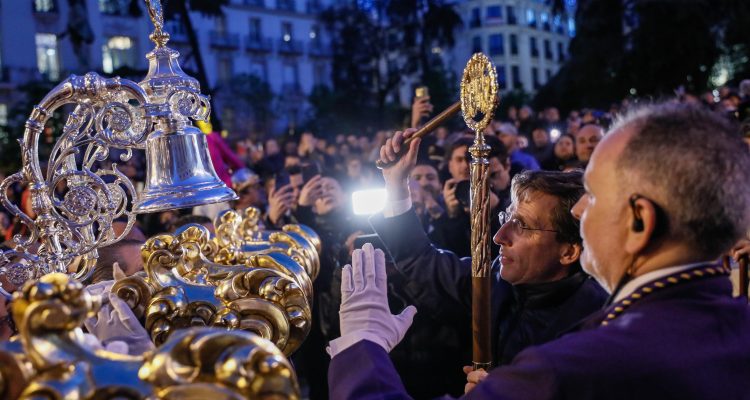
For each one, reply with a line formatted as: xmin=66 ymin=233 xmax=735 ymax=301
xmin=498 ymin=211 xmax=559 ymax=236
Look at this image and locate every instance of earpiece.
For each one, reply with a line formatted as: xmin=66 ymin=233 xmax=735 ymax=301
xmin=632 ymin=218 xmax=644 ymax=232
xmin=629 ymin=195 xmax=644 ymax=232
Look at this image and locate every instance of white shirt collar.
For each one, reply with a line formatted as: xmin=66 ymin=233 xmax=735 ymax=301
xmin=613 ymin=260 xmax=717 ymax=303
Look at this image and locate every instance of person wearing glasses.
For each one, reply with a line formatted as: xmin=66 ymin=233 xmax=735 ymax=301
xmin=328 ymin=103 xmax=750 ymax=399
xmin=357 ymin=127 xmax=606 ymax=375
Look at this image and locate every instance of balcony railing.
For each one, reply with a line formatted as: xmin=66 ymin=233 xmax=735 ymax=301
xmin=277 ymin=39 xmax=303 ymax=55
xmin=210 ymin=31 xmax=240 ymax=49
xmin=307 ymin=41 xmax=332 ymax=57
xmin=277 ymin=0 xmax=296 ymax=12
xmin=243 ymin=0 xmax=265 ymax=7
xmin=306 ymin=0 xmax=323 ymax=13
xmin=245 ymin=36 xmax=273 ymax=52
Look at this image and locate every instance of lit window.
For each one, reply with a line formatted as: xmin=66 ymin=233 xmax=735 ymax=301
xmin=102 ymin=36 xmax=134 ymax=74
xmin=282 ymin=22 xmax=293 ymax=42
xmin=36 ymin=33 xmax=60 ymax=81
xmin=0 ymin=104 xmax=7 ymax=126
xmin=526 ymin=9 xmax=536 ymax=27
xmin=99 ymin=0 xmax=128 ymax=15
xmin=33 ymin=0 xmax=57 ymax=13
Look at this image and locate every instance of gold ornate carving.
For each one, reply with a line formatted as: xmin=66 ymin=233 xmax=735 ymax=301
xmin=112 ymin=221 xmax=314 ymax=355
xmin=0 ymin=273 xmax=299 ymax=399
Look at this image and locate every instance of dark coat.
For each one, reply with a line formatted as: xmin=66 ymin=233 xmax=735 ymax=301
xmin=328 ymin=273 xmax=750 ymax=399
xmin=369 ymin=208 xmax=607 ymax=366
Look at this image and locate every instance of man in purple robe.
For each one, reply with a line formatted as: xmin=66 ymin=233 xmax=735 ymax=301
xmin=327 ymin=102 xmax=750 ymax=399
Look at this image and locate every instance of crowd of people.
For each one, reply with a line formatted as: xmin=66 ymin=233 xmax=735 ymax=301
xmin=1 ymin=80 xmax=750 ymax=399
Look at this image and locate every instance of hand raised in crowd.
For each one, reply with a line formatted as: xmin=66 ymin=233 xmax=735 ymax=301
xmin=379 ymin=129 xmax=421 ymax=201
xmin=298 ymin=174 xmax=324 ymax=207
xmin=268 ymin=183 xmax=296 ymax=226
xmin=462 ymin=366 xmax=488 ymax=394
xmin=730 ymin=237 xmax=750 ymax=262
xmin=443 ymin=178 xmax=462 ymax=218
xmin=411 ymin=96 xmax=433 ymax=129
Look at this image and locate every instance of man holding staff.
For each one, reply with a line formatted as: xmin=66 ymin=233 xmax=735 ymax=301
xmin=327 ymin=102 xmax=750 ymax=399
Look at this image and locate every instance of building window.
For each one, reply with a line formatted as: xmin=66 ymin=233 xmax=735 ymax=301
xmin=218 ymin=58 xmax=233 ymax=84
xmin=0 ymin=104 xmax=7 ymax=126
xmin=496 ymin=65 xmax=506 ymax=88
xmin=102 ymin=36 xmax=135 ymax=73
xmin=510 ymin=34 xmax=518 ymax=55
xmin=469 ymin=7 xmax=481 ymax=28
xmin=33 ymin=0 xmax=57 ymax=13
xmin=35 ymin=33 xmax=60 ymax=81
xmin=530 ymin=37 xmax=539 ymax=58
xmin=99 ymin=0 xmax=129 ymax=15
xmin=489 ymin=34 xmax=504 ymax=56
xmin=541 ymin=12 xmax=550 ymax=31
xmin=249 ymin=18 xmax=262 ymax=41
xmin=282 ymin=22 xmax=293 ymax=42
xmin=282 ymin=63 xmax=299 ymax=91
xmin=215 ymin=15 xmax=228 ymax=34
xmin=472 ymin=36 xmax=482 ymax=53
xmin=532 ymin=67 xmax=539 ymax=89
xmin=506 ymin=6 xmax=516 ymax=25
xmin=568 ymin=17 xmax=576 ymax=37
xmin=526 ymin=9 xmax=536 ymax=28
xmin=511 ymin=65 xmax=520 ymax=88
xmin=553 ymin=15 xmax=564 ymax=34
xmin=249 ymin=61 xmax=266 ymax=80
xmin=313 ymin=63 xmax=327 ymax=87
xmin=557 ymin=42 xmax=565 ymax=61
xmin=544 ymin=39 xmax=552 ymax=60
xmin=486 ymin=5 xmax=502 ymax=20
xmin=309 ymin=25 xmax=320 ymax=40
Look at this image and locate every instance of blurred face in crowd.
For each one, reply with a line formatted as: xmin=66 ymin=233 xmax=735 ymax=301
xmin=316 ymin=138 xmax=327 ymax=152
xmin=532 ymin=128 xmax=550 ymax=147
xmin=576 ymin=125 xmax=604 ymax=162
xmin=448 ymin=145 xmax=470 ymax=181
xmin=544 ymin=107 xmax=560 ymax=122
xmin=567 ymin=118 xmax=581 ymax=135
xmin=237 ymin=181 xmax=267 ymax=211
xmin=571 ymin=126 xmax=632 ymax=292
xmin=358 ymin=136 xmax=369 ymax=150
xmin=346 ymin=135 xmax=358 ymax=148
xmin=519 ymin=106 xmax=533 ymax=121
xmin=410 ymin=164 xmax=441 ymax=196
xmin=435 ymin=126 xmax=449 ymax=141
xmin=489 ymin=156 xmax=511 ymax=192
xmin=507 ymin=106 xmax=518 ymax=121
xmin=498 ymin=132 xmax=517 ymax=153
xmin=284 ymin=141 xmax=298 ymax=156
xmin=264 ymin=138 xmax=280 ymax=156
xmin=347 ymin=158 xmax=362 ymax=178
xmin=284 ymin=155 xmax=301 ymax=168
xmin=314 ymin=177 xmax=344 ymax=215
xmin=494 ymin=192 xmax=573 ymax=285
xmin=554 ymin=135 xmax=576 ymax=160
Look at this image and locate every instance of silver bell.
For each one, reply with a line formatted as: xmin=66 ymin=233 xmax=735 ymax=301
xmin=133 ymin=125 xmax=238 ymax=213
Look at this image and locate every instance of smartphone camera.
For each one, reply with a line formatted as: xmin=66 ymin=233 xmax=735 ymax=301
xmin=455 ymin=180 xmax=471 ymax=208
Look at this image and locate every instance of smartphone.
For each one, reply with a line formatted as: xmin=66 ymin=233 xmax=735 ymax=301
xmin=275 ymin=170 xmax=291 ymax=190
xmin=455 ymin=180 xmax=471 ymax=208
xmin=301 ymin=163 xmax=321 ymax=183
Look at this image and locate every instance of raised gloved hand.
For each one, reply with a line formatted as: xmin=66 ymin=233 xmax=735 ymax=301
xmin=84 ymin=280 xmax=155 ymax=356
xmin=329 ymin=243 xmax=417 ymax=357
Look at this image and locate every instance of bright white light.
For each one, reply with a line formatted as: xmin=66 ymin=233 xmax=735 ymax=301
xmin=550 ymin=128 xmax=561 ymax=141
xmin=309 ymin=31 xmax=317 ymax=39
xmin=352 ymin=188 xmax=387 ymax=215
xmin=283 ymin=34 xmax=291 ymax=42
xmin=629 ymin=88 xmax=636 ymax=95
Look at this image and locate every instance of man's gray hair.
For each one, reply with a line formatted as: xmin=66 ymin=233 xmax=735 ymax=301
xmin=612 ymin=102 xmax=750 ymax=257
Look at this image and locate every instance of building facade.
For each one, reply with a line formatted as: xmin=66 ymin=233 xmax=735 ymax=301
xmin=452 ymin=0 xmax=575 ymax=94
xmin=0 ymin=0 xmax=335 ymax=140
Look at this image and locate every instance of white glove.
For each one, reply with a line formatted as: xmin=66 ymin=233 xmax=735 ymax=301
xmin=330 ymin=243 xmax=417 ymax=356
xmin=84 ymin=291 xmax=155 ymax=356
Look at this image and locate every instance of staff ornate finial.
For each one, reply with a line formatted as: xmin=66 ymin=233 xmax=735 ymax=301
xmin=145 ymin=0 xmax=169 ymax=47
